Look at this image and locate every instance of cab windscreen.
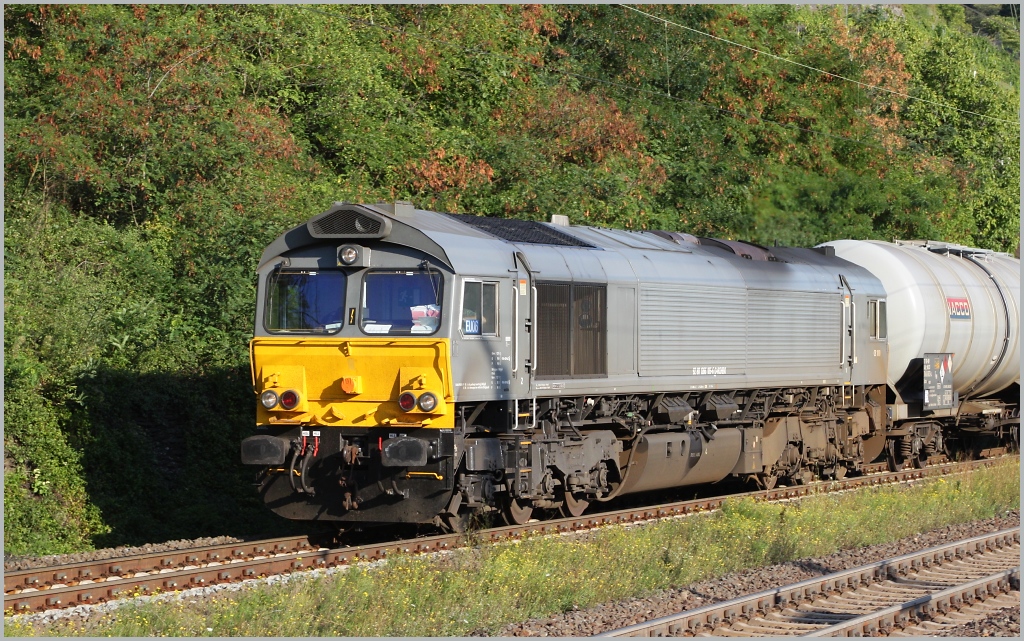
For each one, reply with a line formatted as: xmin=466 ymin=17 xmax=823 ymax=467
xmin=264 ymin=269 xmax=346 ymax=333
xmin=360 ymin=270 xmax=443 ymax=335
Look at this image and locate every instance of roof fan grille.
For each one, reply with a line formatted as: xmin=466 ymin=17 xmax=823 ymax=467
xmin=447 ymin=213 xmax=594 ymax=248
xmin=310 ymin=210 xmax=383 ymax=236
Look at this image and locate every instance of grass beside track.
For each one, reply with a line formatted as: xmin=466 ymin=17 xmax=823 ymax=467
xmin=8 ymin=460 xmax=1019 ymax=637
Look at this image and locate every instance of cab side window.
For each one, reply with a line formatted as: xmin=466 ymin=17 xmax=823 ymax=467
xmin=462 ymin=281 xmax=497 ymax=336
xmin=868 ymin=300 xmax=887 ymax=339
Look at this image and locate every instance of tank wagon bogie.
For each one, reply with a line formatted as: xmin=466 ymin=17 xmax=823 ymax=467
xmin=241 ymin=202 xmax=1019 ymax=530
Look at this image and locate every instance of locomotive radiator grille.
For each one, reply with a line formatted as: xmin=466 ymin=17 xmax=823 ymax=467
xmin=639 ymin=285 xmax=746 ymax=376
xmin=536 ymin=283 xmax=607 ymax=378
xmin=307 ymin=208 xmax=388 ymax=238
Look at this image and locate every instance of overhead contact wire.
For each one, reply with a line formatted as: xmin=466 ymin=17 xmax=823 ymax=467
xmin=620 ymin=3 xmax=1020 ymax=126
xmin=298 ymin=5 xmax=892 ymax=155
xmin=296 ymin=5 xmax=1011 ymax=171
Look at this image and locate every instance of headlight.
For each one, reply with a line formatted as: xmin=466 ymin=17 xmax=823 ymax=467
xmin=261 ymin=390 xmax=279 ymax=409
xmin=398 ymin=392 xmax=418 ymax=412
xmin=280 ymin=390 xmax=300 ymax=410
xmin=417 ymin=392 xmax=438 ymax=412
xmin=338 ymin=245 xmax=359 ymax=265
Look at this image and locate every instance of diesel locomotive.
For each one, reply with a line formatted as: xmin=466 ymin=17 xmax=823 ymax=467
xmin=241 ymin=202 xmax=1019 ymax=530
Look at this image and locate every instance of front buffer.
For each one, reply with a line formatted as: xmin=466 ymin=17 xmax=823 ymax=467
xmin=243 ymin=425 xmax=456 ymax=524
xmin=241 ymin=337 xmax=458 ymax=525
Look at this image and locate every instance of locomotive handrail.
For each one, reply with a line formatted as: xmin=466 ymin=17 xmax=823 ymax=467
xmin=249 ymin=338 xmax=258 ymax=392
xmin=512 ymin=289 xmax=519 ymax=377
xmin=840 ymin=297 xmax=848 ymax=366
xmin=851 ymin=299 xmax=857 ymax=367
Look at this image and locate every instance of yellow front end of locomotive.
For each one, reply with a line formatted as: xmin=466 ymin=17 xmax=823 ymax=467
xmin=250 ymin=337 xmax=454 ymax=429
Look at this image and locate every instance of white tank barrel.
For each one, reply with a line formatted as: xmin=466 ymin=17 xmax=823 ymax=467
xmin=823 ymin=240 xmax=1019 ymax=398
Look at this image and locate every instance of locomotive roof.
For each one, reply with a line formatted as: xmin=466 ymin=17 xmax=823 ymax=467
xmin=259 ymin=203 xmax=883 ymax=294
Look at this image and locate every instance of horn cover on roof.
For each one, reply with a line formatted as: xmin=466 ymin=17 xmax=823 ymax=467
xmin=307 ymin=204 xmax=392 ymax=239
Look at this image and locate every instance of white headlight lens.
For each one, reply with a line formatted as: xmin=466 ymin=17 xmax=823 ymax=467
xmin=261 ymin=390 xmax=279 ymax=409
xmin=339 ymin=246 xmax=359 ymax=265
xmin=417 ymin=392 xmax=438 ymax=412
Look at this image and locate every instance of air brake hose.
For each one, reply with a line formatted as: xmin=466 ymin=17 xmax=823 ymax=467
xmin=299 ymin=446 xmax=316 ymax=496
xmin=564 ymin=412 xmax=583 ymax=439
xmin=288 ymin=442 xmax=302 ymax=494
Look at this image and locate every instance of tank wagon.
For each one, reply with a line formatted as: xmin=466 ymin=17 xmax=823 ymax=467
xmin=241 ymin=202 xmax=1019 ymax=530
xmin=826 ymin=239 xmax=1019 ymax=468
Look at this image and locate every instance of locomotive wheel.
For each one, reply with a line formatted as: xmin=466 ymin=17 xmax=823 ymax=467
xmin=558 ymin=490 xmax=590 ymax=518
xmin=501 ymin=496 xmax=534 ymax=525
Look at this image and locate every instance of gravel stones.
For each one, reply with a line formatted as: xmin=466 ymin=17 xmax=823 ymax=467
xmin=935 ymin=607 xmax=1020 ymax=637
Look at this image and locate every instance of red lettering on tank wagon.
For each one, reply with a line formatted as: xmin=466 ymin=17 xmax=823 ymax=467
xmin=946 ymin=297 xmax=971 ymax=319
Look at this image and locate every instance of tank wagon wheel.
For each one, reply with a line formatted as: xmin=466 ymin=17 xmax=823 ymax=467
xmin=749 ymin=473 xmax=778 ymax=490
xmin=558 ymin=490 xmax=590 ymax=518
xmin=441 ymin=512 xmax=470 ymax=534
xmin=886 ymin=446 xmax=906 ymax=472
xmin=501 ymin=496 xmax=534 ymax=526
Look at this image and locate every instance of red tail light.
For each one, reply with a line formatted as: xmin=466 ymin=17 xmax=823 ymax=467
xmin=398 ymin=392 xmax=418 ymax=412
xmin=280 ymin=390 xmax=300 ymax=410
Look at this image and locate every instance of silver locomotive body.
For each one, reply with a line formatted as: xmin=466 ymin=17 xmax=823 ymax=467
xmin=242 ymin=203 xmax=1019 ymax=527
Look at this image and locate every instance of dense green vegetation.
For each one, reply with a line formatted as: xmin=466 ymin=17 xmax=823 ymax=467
xmin=4 ymin=4 xmax=1019 ymax=555
xmin=6 ymin=462 xmax=1019 ymax=635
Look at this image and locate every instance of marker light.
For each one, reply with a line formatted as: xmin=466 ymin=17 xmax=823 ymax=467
xmin=280 ymin=390 xmax=300 ymax=410
xmin=417 ymin=392 xmax=438 ymax=412
xmin=398 ymin=392 xmax=418 ymax=412
xmin=261 ymin=390 xmax=279 ymax=409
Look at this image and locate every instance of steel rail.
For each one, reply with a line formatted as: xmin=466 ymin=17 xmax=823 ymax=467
xmin=5 ymin=535 xmax=313 ymax=594
xmin=0 ymin=459 xmax=929 ymax=592
xmin=596 ymin=528 xmax=1020 ymax=637
xmin=810 ymin=570 xmax=1020 ymax=637
xmin=5 ymin=454 xmax=1015 ymax=615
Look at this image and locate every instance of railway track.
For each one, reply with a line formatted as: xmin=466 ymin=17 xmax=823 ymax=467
xmin=597 ymin=528 xmax=1020 ymax=637
xmin=4 ymin=455 xmax=1014 ymax=616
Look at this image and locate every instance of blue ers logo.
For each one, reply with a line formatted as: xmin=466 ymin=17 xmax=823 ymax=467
xmin=947 ymin=297 xmax=971 ymax=320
